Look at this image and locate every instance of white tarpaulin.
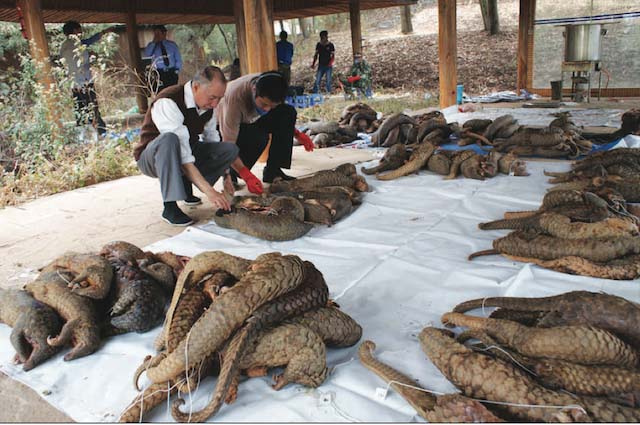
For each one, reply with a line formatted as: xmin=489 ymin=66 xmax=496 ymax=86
xmin=1 ymin=154 xmax=639 ymax=422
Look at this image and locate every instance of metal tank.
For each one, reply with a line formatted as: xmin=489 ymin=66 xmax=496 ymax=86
xmin=563 ymin=23 xmax=607 ymax=62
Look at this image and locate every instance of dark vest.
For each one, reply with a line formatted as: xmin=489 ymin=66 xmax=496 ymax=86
xmin=134 ymin=84 xmax=214 ymax=160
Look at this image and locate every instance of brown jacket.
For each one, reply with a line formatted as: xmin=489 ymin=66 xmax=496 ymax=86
xmin=215 ymin=73 xmax=261 ymax=143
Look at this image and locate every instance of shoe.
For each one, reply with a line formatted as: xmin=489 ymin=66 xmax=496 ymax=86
xmin=162 ymin=203 xmax=194 ymax=226
xmin=183 ymin=195 xmax=202 ymax=206
xmin=263 ymin=167 xmax=296 ymax=183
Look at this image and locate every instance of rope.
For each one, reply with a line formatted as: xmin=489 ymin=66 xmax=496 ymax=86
xmin=380 ymin=380 xmax=587 ymax=415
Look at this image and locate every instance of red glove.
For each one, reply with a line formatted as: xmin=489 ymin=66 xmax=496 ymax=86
xmin=347 ymin=75 xmax=361 ymax=83
xmin=294 ymin=128 xmax=314 ymax=152
xmin=238 ymin=167 xmax=263 ymax=194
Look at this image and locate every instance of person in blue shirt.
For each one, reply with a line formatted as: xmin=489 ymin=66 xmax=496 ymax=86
xmin=144 ymin=25 xmax=182 ymax=90
xmin=60 ymin=21 xmax=116 ymax=136
xmin=276 ymin=31 xmax=294 ymax=85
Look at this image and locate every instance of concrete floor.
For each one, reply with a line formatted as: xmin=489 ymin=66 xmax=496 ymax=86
xmin=0 ymin=146 xmax=377 ymax=422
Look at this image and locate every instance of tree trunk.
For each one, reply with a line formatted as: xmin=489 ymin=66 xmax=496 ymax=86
xmin=486 ymin=0 xmax=500 ymax=35
xmin=479 ymin=0 xmax=490 ymax=31
xmin=400 ymin=5 xmax=413 ymax=34
xmin=298 ymin=17 xmax=310 ymax=39
xmin=216 ymin=24 xmax=235 ymax=63
xmin=279 ymin=20 xmax=285 ymax=32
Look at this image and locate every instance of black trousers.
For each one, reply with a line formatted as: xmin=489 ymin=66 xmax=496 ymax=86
xmin=72 ymin=83 xmax=106 ymax=135
xmin=235 ymin=103 xmax=296 ymax=171
xmin=158 ymin=68 xmax=179 ymax=89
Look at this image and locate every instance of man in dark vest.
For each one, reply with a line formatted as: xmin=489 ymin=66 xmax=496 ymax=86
xmin=216 ymin=71 xmax=314 ymax=194
xmin=134 ymin=66 xmax=238 ymax=226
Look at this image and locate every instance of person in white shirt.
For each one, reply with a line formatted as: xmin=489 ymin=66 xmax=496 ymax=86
xmin=59 ymin=21 xmax=115 ymax=136
xmin=134 ymin=66 xmax=238 ymax=226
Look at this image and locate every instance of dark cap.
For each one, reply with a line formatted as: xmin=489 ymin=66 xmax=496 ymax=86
xmin=152 ymin=24 xmax=167 ymax=32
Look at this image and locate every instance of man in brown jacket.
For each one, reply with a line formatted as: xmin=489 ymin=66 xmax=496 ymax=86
xmin=134 ymin=66 xmax=238 ymax=226
xmin=216 ymin=71 xmax=314 ymax=195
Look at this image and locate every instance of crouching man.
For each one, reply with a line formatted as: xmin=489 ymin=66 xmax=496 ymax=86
xmin=134 ymin=66 xmax=238 ymax=226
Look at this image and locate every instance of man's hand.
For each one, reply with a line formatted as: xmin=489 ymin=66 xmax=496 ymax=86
xmin=207 ymin=190 xmax=231 ymax=211
xmin=310 ymin=62 xmax=316 ymax=69
xmin=238 ymin=167 xmax=263 ymax=195
xmin=294 ymin=129 xmax=314 ymax=152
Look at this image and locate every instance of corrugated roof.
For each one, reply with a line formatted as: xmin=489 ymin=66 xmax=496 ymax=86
xmin=1 ymin=0 xmax=416 ymax=24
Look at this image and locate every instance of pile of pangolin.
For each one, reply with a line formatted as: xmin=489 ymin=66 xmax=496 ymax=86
xmin=460 ymin=109 xmax=640 ymax=159
xmin=120 ymin=251 xmax=362 ymax=422
xmin=360 ymin=290 xmax=640 ymax=422
xmin=470 ymin=147 xmax=640 ymax=279
xmin=213 ymin=163 xmax=369 ymax=241
xmin=359 ymin=110 xmax=528 ymax=181
xmin=0 ymin=241 xmax=184 ymax=371
xmin=463 ymin=112 xmax=593 ymax=159
xmin=546 ymin=147 xmax=640 ymax=205
xmin=299 ymin=103 xmax=381 ymax=148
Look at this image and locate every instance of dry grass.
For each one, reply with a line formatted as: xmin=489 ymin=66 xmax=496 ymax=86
xmin=296 ymin=93 xmax=438 ymax=123
xmin=0 ymin=139 xmax=138 ymax=208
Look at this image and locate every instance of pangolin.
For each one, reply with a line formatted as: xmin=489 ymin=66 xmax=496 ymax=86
xmin=0 ymin=288 xmax=62 ymax=371
xmin=358 ymin=340 xmax=503 ymax=422
xmin=145 ymin=254 xmax=305 ymax=383
xmin=452 ymin=290 xmax=640 ymax=348
xmin=441 ymin=312 xmax=638 ymax=368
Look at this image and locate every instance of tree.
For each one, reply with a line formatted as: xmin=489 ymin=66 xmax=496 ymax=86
xmin=400 ymin=5 xmax=413 ymax=34
xmin=480 ymin=0 xmax=500 ymax=35
xmin=298 ymin=17 xmax=310 ymax=39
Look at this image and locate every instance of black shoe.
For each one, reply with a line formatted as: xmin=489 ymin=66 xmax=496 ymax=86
xmin=263 ymin=167 xmax=296 ymax=183
xmin=183 ymin=195 xmax=202 ymax=206
xmin=162 ymin=202 xmax=194 ymax=226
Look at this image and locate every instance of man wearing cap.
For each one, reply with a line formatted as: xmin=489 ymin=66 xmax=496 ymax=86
xmin=134 ymin=66 xmax=237 ymax=226
xmin=216 ymin=71 xmax=314 ymax=195
xmin=144 ymin=25 xmax=182 ymax=89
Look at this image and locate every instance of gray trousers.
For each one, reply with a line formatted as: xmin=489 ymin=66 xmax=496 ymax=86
xmin=137 ymin=132 xmax=239 ymax=202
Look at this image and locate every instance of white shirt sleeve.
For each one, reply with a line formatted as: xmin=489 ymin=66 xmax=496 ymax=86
xmin=202 ymin=112 xmax=220 ymax=143
xmin=150 ymin=98 xmax=195 ymax=164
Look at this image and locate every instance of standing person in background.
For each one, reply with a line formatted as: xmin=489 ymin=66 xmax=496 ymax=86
xmin=276 ymin=30 xmax=294 ymax=85
xmin=144 ymin=25 xmax=182 ymax=89
xmin=59 ymin=20 xmax=115 ymax=137
xmin=216 ymin=71 xmax=314 ymax=194
xmin=134 ymin=66 xmax=237 ymax=226
xmin=311 ymin=30 xmax=335 ymax=94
